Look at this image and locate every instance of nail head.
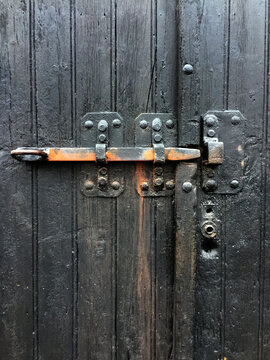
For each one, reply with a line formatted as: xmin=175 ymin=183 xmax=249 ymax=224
xmin=183 ymin=64 xmax=194 ymax=75
xmin=182 ymin=181 xmax=193 ymax=192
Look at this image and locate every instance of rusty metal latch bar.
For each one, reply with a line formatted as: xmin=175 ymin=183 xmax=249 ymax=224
xmin=11 ymin=146 xmax=201 ymax=162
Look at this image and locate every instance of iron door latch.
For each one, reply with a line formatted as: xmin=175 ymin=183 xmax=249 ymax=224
xmin=11 ymin=110 xmax=245 ymax=196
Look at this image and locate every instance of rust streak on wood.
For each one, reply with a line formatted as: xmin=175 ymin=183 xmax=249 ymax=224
xmin=135 ymin=162 xmax=151 ymax=358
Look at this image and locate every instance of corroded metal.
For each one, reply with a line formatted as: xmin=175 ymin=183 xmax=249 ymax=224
xmin=202 ymin=110 xmax=245 ymax=194
xmin=11 ymin=146 xmax=200 ymax=162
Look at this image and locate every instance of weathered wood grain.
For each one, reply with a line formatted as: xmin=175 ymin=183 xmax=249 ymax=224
xmin=192 ymin=1 xmax=228 ymax=359
xmin=173 ymin=162 xmax=197 ymax=359
xmin=0 ymin=2 xmax=33 ymax=359
xmin=116 ymin=1 xmax=153 ymax=358
xmin=225 ymin=1 xmax=266 ymax=358
xmin=75 ymin=1 xmax=116 ymax=359
xmin=33 ymin=1 xmax=74 ymax=359
xmin=1 ymin=0 xmax=269 ymax=359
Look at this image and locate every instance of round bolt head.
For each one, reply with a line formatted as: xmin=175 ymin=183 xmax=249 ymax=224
xmin=152 ymin=118 xmax=162 ymax=131
xmin=154 ymin=167 xmax=163 ymax=176
xmin=205 ymin=179 xmax=217 ymax=191
xmin=111 ymin=181 xmax=120 ymax=190
xmin=166 ymin=119 xmax=174 ymax=129
xmin=154 ymin=177 xmax=164 ymax=187
xmin=99 ymin=134 xmax=107 ymax=143
xmin=231 ymin=115 xmax=240 ymax=125
xmin=230 ymin=179 xmax=239 ymax=189
xmin=98 ymin=177 xmax=107 ymax=187
xmin=99 ymin=167 xmax=107 ymax=176
xmin=204 ymin=114 xmax=217 ymax=127
xmin=140 ymin=120 xmax=148 ymax=129
xmin=84 ymin=120 xmax=93 ymax=129
xmin=183 ymin=64 xmax=194 ymax=75
xmin=182 ymin=181 xmax=193 ymax=192
xmin=154 ymin=133 xmax=162 ymax=143
xmin=141 ymin=182 xmax=149 ymax=191
xmin=84 ymin=180 xmax=94 ymax=190
xmin=98 ymin=120 xmax=108 ymax=132
xmin=207 ymin=129 xmax=216 ymax=137
xmin=166 ymin=180 xmax=175 ymax=190
xmin=112 ymin=119 xmax=121 ymax=128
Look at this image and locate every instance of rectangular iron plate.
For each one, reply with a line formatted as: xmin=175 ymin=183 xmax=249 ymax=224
xmin=202 ymin=110 xmax=245 ymax=194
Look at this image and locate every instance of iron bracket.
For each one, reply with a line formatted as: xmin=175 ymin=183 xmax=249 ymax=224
xmin=135 ymin=113 xmax=178 ymax=197
xmin=202 ymin=110 xmax=245 ymax=194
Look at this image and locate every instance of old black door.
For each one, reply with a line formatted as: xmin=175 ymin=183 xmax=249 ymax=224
xmin=1 ymin=0 xmax=269 ymax=359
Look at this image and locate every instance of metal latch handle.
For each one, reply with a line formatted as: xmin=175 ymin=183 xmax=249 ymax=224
xmin=11 ymin=146 xmax=201 ymax=163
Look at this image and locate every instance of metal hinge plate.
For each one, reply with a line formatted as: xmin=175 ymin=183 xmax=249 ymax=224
xmin=135 ymin=113 xmax=177 ymax=197
xmin=80 ymin=112 xmax=125 ymax=198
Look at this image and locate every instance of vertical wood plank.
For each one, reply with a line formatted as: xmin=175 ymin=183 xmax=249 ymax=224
xmin=155 ymin=2 xmax=177 ymax=358
xmin=174 ymin=162 xmax=197 ymax=359
xmin=0 ymin=2 xmax=33 ymax=359
xmin=156 ymin=0 xmax=178 ymax=114
xmin=178 ymin=0 xmax=201 ymax=146
xmin=192 ymin=1 xmax=228 ymax=359
xmin=225 ymin=0 xmax=266 ymax=358
xmin=75 ymin=0 xmax=116 ymax=358
xmin=263 ymin=4 xmax=270 ymax=357
xmin=115 ymin=1 xmax=155 ymax=358
xmin=33 ymin=1 xmax=74 ymax=359
xmin=154 ymin=198 xmax=174 ymax=359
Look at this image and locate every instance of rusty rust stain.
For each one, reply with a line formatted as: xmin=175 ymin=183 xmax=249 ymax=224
xmin=48 ymin=148 xmax=96 ymax=161
xmin=141 ymin=148 xmax=154 ymax=161
xmin=106 ymin=150 xmax=122 ymax=161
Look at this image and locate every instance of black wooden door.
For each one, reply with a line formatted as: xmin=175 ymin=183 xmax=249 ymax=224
xmin=1 ymin=1 xmax=269 ymax=360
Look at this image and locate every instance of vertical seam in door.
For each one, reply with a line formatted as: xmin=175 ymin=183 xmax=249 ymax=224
xmin=112 ymin=198 xmax=118 ymax=360
xmin=70 ymin=0 xmax=78 ymax=359
xmin=221 ymin=0 xmax=231 ymax=356
xmin=258 ymin=1 xmax=269 ymax=358
xmin=29 ymin=0 xmax=39 ymax=358
xmin=112 ymin=0 xmax=117 ymax=112
xmin=152 ymin=199 xmax=157 ymax=360
xmin=221 ymin=197 xmax=227 ymax=359
xmin=223 ymin=0 xmax=231 ymax=110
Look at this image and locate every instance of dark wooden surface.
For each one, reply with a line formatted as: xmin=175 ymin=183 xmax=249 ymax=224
xmin=0 ymin=0 xmax=269 ymax=360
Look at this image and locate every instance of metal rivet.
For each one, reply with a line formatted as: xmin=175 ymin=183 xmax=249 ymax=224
xmin=154 ymin=177 xmax=164 ymax=187
xmin=205 ymin=179 xmax=217 ymax=191
xmin=166 ymin=119 xmax=174 ymax=129
xmin=111 ymin=181 xmax=120 ymax=190
xmin=230 ymin=179 xmax=239 ymax=189
xmin=84 ymin=180 xmax=94 ymax=190
xmin=98 ymin=120 xmax=108 ymax=132
xmin=154 ymin=134 xmax=162 ymax=143
xmin=231 ymin=115 xmax=240 ymax=125
xmin=141 ymin=182 xmax=149 ymax=191
xmin=152 ymin=118 xmax=162 ymax=131
xmin=84 ymin=120 xmax=93 ymax=129
xmin=99 ymin=167 xmax=107 ymax=175
xmin=183 ymin=64 xmax=194 ymax=75
xmin=112 ymin=119 xmax=121 ymax=128
xmin=204 ymin=115 xmax=217 ymax=127
xmin=182 ymin=181 xmax=193 ymax=192
xmin=98 ymin=177 xmax=107 ymax=187
xmin=99 ymin=134 xmax=107 ymax=143
xmin=154 ymin=167 xmax=163 ymax=176
xmin=166 ymin=180 xmax=175 ymax=190
xmin=207 ymin=129 xmax=216 ymax=137
xmin=140 ymin=120 xmax=148 ymax=129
